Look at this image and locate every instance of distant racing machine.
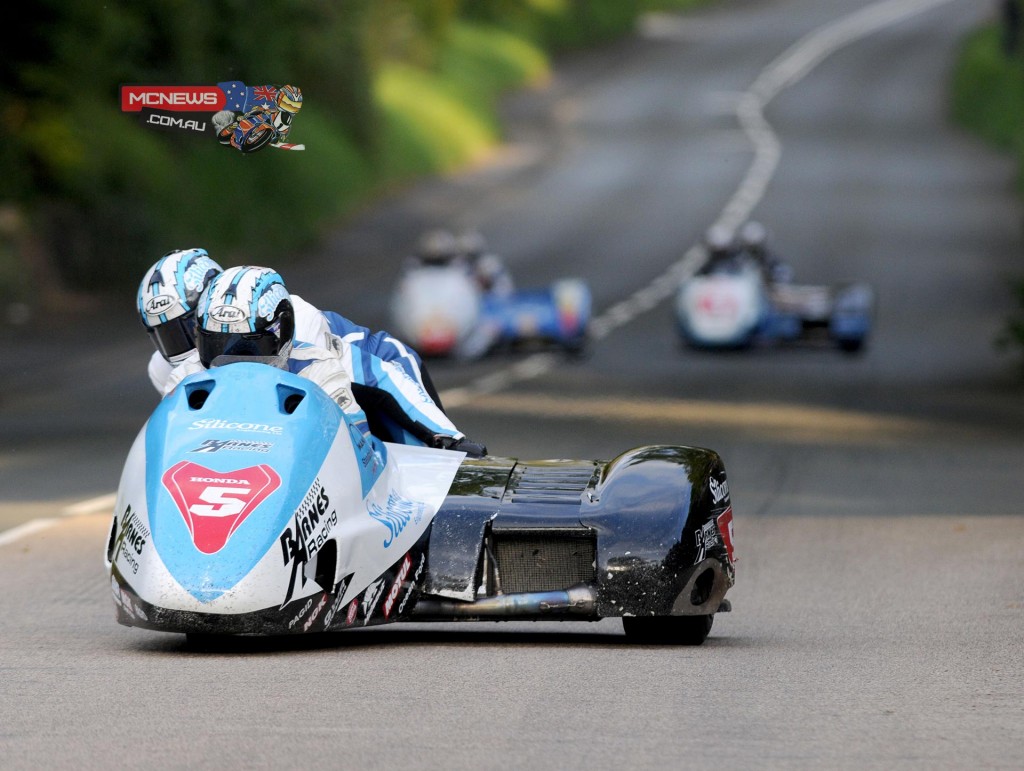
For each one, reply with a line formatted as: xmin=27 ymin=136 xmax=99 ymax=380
xmin=676 ymin=227 xmax=873 ymax=352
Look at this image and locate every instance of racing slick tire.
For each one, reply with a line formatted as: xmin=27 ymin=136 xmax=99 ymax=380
xmin=562 ymin=331 xmax=589 ymax=359
xmin=836 ymin=337 xmax=865 ymax=354
xmin=621 ymin=614 xmax=714 ymax=646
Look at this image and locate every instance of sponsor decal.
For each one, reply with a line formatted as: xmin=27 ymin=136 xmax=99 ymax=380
xmin=115 ymin=586 xmax=148 ymax=622
xmin=396 ymin=553 xmax=426 ymax=617
xmin=709 ymin=476 xmax=730 ymax=505
xmin=303 ymin=593 xmax=329 ymax=632
xmin=287 ymin=596 xmax=314 ymax=630
xmin=391 ymin=364 xmax=434 ymax=407
xmin=189 ymin=419 xmax=283 ymax=434
xmin=133 ymin=601 xmax=149 ymax=622
xmin=368 ymin=492 xmax=425 ymax=548
xmin=322 ymin=575 xmax=355 ymax=630
xmin=112 ymin=505 xmax=150 ymax=575
xmin=717 ymin=507 xmax=736 ymax=564
xmin=256 ymin=284 xmax=289 ymax=322
xmin=345 ymin=599 xmax=359 ymax=625
xmin=162 ymin=461 xmax=281 ymax=554
xmin=189 ymin=438 xmax=273 ymax=454
xmin=361 ymin=579 xmax=386 ymax=625
xmin=383 ymin=554 xmax=413 ymax=619
xmin=278 ymin=480 xmax=338 ymax=607
xmin=348 ymin=423 xmax=384 ymax=497
xmin=694 ymin=519 xmax=720 ymax=564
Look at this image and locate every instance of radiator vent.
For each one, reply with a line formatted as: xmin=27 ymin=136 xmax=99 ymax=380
xmin=505 ymin=463 xmax=598 ymax=505
xmin=493 ymin=528 xmax=597 ymax=594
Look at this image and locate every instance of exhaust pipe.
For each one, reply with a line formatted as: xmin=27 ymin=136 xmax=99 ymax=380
xmin=411 ymin=585 xmax=597 ymax=620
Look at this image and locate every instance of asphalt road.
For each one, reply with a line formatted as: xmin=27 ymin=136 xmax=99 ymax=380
xmin=2 ymin=0 xmax=1023 ymax=768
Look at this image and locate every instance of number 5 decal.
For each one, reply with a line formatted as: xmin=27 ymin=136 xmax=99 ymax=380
xmin=189 ymin=485 xmax=251 ymax=517
xmin=162 ymin=462 xmax=281 ymax=554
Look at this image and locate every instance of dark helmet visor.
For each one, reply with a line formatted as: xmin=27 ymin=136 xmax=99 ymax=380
xmin=148 ymin=315 xmax=196 ymax=362
xmin=197 ymin=327 xmax=283 ymax=368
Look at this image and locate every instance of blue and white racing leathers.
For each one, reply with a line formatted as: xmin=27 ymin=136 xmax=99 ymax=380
xmin=321 ymin=311 xmax=430 ymax=390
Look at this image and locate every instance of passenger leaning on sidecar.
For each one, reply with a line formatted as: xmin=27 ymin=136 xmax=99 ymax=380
xmin=137 ymin=254 xmax=482 ymax=454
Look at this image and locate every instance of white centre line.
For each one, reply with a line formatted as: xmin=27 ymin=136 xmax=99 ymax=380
xmin=0 ymin=518 xmax=61 ymax=548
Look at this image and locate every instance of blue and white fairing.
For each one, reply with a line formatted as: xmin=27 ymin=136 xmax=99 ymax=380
xmin=105 ymin=363 xmax=462 ymax=634
xmin=676 ymin=255 xmax=873 ymax=352
xmin=468 ymin=278 xmax=591 ymax=359
xmin=676 ymin=260 xmax=772 ymax=348
xmin=390 ymin=262 xmax=591 ymax=360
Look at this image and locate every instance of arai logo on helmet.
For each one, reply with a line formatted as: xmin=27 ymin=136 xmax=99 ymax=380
xmin=145 ymin=295 xmax=177 ymax=316
xmin=210 ymin=304 xmax=247 ymax=324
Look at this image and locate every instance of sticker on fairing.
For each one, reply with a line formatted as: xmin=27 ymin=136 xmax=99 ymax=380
xmin=717 ymin=507 xmax=736 ymax=563
xmin=161 ymin=461 xmax=281 ymax=554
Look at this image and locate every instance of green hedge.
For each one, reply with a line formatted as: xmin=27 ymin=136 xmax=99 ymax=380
xmin=951 ymin=24 xmax=1024 ymax=163
xmin=951 ymin=22 xmax=1024 ymax=366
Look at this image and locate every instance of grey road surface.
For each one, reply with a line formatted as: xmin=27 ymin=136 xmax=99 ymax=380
xmin=2 ymin=0 xmax=1022 ymax=768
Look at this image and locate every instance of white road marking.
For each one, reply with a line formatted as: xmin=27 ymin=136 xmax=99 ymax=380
xmin=0 ymin=493 xmax=118 ymax=549
xmin=1 ymin=0 xmax=960 ymax=546
xmin=61 ymin=492 xmax=117 ymax=517
xmin=0 ymin=518 xmax=60 ymax=548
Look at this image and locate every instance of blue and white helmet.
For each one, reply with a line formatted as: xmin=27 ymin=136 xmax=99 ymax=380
xmin=738 ymin=220 xmax=769 ymax=251
xmin=137 ymin=248 xmax=223 ymax=362
xmin=195 ymin=266 xmax=295 ymax=368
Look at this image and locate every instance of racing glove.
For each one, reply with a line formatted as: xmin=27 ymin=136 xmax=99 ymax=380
xmin=432 ymin=434 xmax=487 ymax=458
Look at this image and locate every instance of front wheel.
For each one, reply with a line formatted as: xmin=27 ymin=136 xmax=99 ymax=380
xmin=836 ymin=337 xmax=865 ymax=354
xmin=622 ymin=614 xmax=714 ymax=646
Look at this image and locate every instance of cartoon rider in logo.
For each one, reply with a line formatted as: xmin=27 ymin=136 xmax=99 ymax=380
xmin=213 ymin=84 xmax=303 ymax=153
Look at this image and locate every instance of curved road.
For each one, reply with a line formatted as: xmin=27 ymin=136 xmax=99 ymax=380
xmin=2 ymin=0 xmax=1022 ymax=768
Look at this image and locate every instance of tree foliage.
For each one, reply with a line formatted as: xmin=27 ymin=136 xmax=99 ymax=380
xmin=0 ymin=0 xmax=683 ymax=308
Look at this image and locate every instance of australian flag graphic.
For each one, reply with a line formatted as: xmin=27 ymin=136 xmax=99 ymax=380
xmin=218 ymin=81 xmax=279 ymax=113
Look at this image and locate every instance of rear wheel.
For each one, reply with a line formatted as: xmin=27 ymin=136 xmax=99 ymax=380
xmin=622 ymin=614 xmax=713 ymax=646
xmin=562 ymin=333 xmax=588 ymax=359
xmin=837 ymin=337 xmax=865 ymax=354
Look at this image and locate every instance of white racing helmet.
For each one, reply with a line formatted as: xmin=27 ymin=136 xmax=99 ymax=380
xmin=738 ymin=220 xmax=769 ymax=251
xmin=137 ymin=248 xmax=223 ymax=363
xmin=703 ymin=225 xmax=735 ymax=254
xmin=417 ymin=229 xmax=460 ymax=264
xmin=195 ymin=266 xmax=296 ymax=369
